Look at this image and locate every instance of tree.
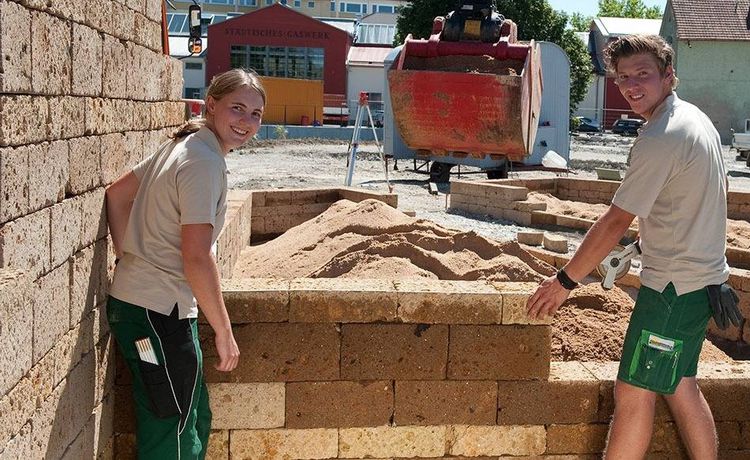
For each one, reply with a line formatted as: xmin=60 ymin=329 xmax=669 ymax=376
xmin=598 ymin=0 xmax=662 ymax=18
xmin=394 ymin=0 xmax=593 ymax=110
xmin=569 ymin=12 xmax=593 ymax=32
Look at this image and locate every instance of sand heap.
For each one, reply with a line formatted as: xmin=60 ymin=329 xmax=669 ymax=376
xmin=235 ymin=199 xmax=729 ymax=362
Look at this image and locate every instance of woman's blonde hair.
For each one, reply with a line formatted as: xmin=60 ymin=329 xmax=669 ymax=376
xmin=171 ymin=68 xmax=267 ymax=139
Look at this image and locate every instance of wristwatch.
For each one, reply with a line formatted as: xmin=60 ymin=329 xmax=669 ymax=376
xmin=556 ymin=268 xmax=578 ymax=290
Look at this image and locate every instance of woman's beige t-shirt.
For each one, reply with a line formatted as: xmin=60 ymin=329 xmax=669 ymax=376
xmin=110 ymin=127 xmax=227 ymax=318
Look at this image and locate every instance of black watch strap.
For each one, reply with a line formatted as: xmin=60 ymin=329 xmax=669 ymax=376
xmin=556 ymin=268 xmax=578 ymax=290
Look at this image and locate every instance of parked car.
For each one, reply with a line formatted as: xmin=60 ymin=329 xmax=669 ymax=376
xmin=611 ymin=118 xmax=644 ymax=136
xmin=575 ymin=116 xmax=600 ymax=132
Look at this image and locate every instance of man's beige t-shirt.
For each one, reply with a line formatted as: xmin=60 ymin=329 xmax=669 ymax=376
xmin=110 ymin=127 xmax=227 ymax=318
xmin=612 ymin=93 xmax=729 ymax=295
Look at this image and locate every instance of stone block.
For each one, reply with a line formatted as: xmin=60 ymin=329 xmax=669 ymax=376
xmin=169 ymin=57 xmax=183 ymax=101
xmin=79 ymin=188 xmax=107 ymax=247
xmin=0 ymin=270 xmax=32 ymax=397
xmin=517 ymin=230 xmax=544 ymax=246
xmin=71 ymin=23 xmax=102 ymax=96
xmin=226 ymin=323 xmax=340 ymax=382
xmin=557 ymin=215 xmax=595 ymax=231
xmin=208 ymin=383 xmax=284 ymax=429
xmin=67 ymin=136 xmax=101 ymax=195
xmin=70 ymin=244 xmax=107 ymax=328
xmin=100 ymin=132 xmax=127 ymax=183
xmin=0 ymin=95 xmax=48 ymax=146
xmin=395 ymin=380 xmax=497 ymax=425
xmin=0 ymin=0 xmax=32 ymax=93
xmin=50 ymin=196 xmax=83 ymax=268
xmin=497 ymin=362 xmax=599 ymax=425
xmin=707 ymin=318 xmax=743 ymax=341
xmin=0 ymin=374 xmax=36 ymax=448
xmin=0 ymin=146 xmax=29 ymax=223
xmin=290 ymin=278 xmax=397 ymax=323
xmin=339 ymin=426 xmax=446 ymax=458
xmin=84 ymin=0 xmax=114 ymax=35
xmin=513 ymin=199 xmax=547 ymax=212
xmin=29 ymin=140 xmax=68 ymax=210
xmin=113 ymin=433 xmax=135 ymax=459
xmin=230 ymin=428 xmax=338 ymax=460
xmin=546 ymin=423 xmax=608 ymax=454
xmin=0 ymin=422 xmax=32 ymax=459
xmin=544 ymin=233 xmax=569 ymax=254
xmin=486 ymin=184 xmax=529 ymax=202
xmin=492 ymin=281 xmax=552 ymax=325
xmin=32 ymin=264 xmax=70 ymax=362
xmin=95 ymin=336 xmax=115 ymax=403
xmin=219 ymin=278 xmax=289 ymax=323
xmin=400 ymin=280 xmax=502 ymax=325
xmin=0 ymin=207 xmax=50 ymax=277
xmin=101 ymin=34 xmax=127 ymax=99
xmin=144 ymin=0 xmax=162 ymax=22
xmin=530 ymin=210 xmax=558 ymax=226
xmin=448 ymin=425 xmax=545 ymax=456
xmin=450 ymin=180 xmax=487 ymax=198
xmin=699 ymin=378 xmax=750 ymax=421
xmin=502 ymin=209 xmax=533 ymax=226
xmin=286 ymin=380 xmax=393 ymax=428
xmin=48 ymin=96 xmax=87 ymax=140
xmin=123 ymin=130 xmax=143 ymax=172
xmin=206 ymin=430 xmax=229 ymax=460
xmin=341 ymin=324 xmax=448 ymax=380
xmin=31 ymin=11 xmax=71 ymax=95
xmin=448 ymin=325 xmax=550 ymax=380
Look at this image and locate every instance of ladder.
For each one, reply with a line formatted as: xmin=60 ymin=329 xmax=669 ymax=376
xmin=344 ymin=92 xmax=393 ymax=193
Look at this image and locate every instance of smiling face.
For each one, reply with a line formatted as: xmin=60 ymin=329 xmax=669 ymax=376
xmin=205 ymin=86 xmax=265 ymax=154
xmin=614 ymin=53 xmax=674 ymax=121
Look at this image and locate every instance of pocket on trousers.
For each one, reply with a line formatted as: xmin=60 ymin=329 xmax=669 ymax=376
xmin=628 ymin=330 xmax=683 ymax=392
xmin=138 ymin=360 xmax=181 ymax=419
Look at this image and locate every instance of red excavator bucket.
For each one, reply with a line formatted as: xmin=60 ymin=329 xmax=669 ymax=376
xmin=388 ymin=22 xmax=542 ymax=161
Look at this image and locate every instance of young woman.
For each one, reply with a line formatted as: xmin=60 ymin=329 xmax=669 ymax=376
xmin=105 ymin=68 xmax=265 ymax=458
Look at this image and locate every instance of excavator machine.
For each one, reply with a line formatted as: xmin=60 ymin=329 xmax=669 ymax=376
xmin=384 ymin=2 xmax=569 ymax=181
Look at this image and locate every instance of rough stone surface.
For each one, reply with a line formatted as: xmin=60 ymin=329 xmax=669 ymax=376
xmin=48 ymin=96 xmax=86 ymax=140
xmin=31 ymin=11 xmax=71 ymax=94
xmin=0 ymin=95 xmax=48 ymax=146
xmin=100 ymin=132 xmax=127 ymax=183
xmin=0 ymin=207 xmax=50 ymax=277
xmin=70 ymin=243 xmax=107 ymax=328
xmin=230 ymin=428 xmax=338 ymax=460
xmin=0 ymin=270 xmax=32 ymax=396
xmin=492 ymin=281 xmax=552 ymax=325
xmin=205 ymin=430 xmax=229 ymax=459
xmin=29 ymin=140 xmax=68 ymax=210
xmin=546 ymin=423 xmax=609 ymax=454
xmin=79 ymin=188 xmax=107 ymax=247
xmin=448 ymin=325 xmax=551 ymax=380
xmin=289 ymin=278 xmax=397 ymax=323
xmin=341 ymin=324 xmax=449 ymax=380
xmin=543 ymin=232 xmax=569 ymax=254
xmin=0 ymin=146 xmax=29 ymax=223
xmin=219 ymin=279 xmax=291 ymax=323
xmin=395 ymin=380 xmax=498 ymax=425
xmin=71 ymin=23 xmax=102 ymax=96
xmin=338 ymin=426 xmax=446 ymax=458
xmin=101 ymin=34 xmax=128 ymax=99
xmin=286 ymin=381 xmax=393 ymax=428
xmin=448 ymin=425 xmax=546 ymax=456
xmin=208 ymin=383 xmax=284 ymax=429
xmin=32 ymin=264 xmax=70 ymax=362
xmin=396 ymin=279 xmax=502 ymax=324
xmin=516 ymin=230 xmax=544 ymax=246
xmin=0 ymin=0 xmax=32 ymax=93
xmin=50 ymin=197 xmax=82 ymax=268
xmin=67 ymin=136 xmax=101 ymax=194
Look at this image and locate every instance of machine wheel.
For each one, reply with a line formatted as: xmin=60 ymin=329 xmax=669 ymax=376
xmin=429 ymin=161 xmax=453 ymax=182
xmin=745 ymin=150 xmax=750 ymax=168
xmin=486 ymin=160 xmax=509 ymax=179
xmin=441 ymin=11 xmax=463 ymax=42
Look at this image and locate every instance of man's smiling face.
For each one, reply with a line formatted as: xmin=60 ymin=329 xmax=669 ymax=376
xmin=614 ymin=53 xmax=674 ymax=121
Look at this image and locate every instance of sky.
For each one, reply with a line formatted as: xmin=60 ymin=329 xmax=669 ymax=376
xmin=545 ymin=0 xmax=667 ymax=18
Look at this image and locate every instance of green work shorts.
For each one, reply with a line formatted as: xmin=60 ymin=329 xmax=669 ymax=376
xmin=617 ymin=283 xmax=712 ymax=395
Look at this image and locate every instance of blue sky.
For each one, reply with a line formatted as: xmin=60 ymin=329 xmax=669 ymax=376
xmin=546 ymin=0 xmax=666 ymax=17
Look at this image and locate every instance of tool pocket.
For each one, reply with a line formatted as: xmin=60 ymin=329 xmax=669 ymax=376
xmin=137 ymin=360 xmax=181 ymax=419
xmin=628 ymin=330 xmax=683 ymax=392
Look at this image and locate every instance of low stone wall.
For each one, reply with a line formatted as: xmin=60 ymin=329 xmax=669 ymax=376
xmin=110 ymin=278 xmax=750 ymax=458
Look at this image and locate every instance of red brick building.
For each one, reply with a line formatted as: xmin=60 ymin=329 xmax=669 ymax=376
xmin=206 ymin=4 xmax=352 ymax=97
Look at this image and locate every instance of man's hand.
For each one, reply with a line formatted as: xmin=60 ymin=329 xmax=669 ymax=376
xmin=526 ymin=275 xmax=572 ymax=320
xmin=214 ymin=329 xmax=240 ymax=372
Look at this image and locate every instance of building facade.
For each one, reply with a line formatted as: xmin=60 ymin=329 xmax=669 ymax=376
xmin=168 ymin=0 xmax=404 ymax=20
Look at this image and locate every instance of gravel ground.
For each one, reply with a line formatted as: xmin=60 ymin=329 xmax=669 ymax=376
xmin=227 ymin=132 xmax=750 ymax=249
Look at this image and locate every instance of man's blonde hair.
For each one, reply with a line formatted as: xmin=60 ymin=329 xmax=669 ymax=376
xmin=604 ymin=34 xmax=679 ymax=89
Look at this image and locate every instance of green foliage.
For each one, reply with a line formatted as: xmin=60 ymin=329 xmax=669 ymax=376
xmin=598 ymin=0 xmax=662 ymax=18
xmin=569 ymin=12 xmax=594 ymax=32
xmin=393 ymin=0 xmax=593 ymax=111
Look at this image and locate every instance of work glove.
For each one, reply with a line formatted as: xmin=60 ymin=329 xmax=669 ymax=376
xmin=706 ymin=283 xmax=743 ymax=330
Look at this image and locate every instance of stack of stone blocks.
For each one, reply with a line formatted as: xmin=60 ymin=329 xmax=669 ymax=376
xmin=0 ymin=0 xmax=185 ymax=456
xmin=451 ymin=178 xmax=750 ymax=380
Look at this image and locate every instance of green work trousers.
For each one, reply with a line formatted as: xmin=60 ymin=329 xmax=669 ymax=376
xmin=107 ymin=296 xmax=211 ymax=459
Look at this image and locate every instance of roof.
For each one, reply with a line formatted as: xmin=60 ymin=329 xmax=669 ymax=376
xmin=358 ymin=12 xmax=398 ymax=25
xmin=317 ymin=17 xmax=356 ymax=34
xmin=593 ymin=17 xmax=662 ymax=37
xmin=669 ymin=0 xmax=750 ymax=41
xmin=347 ymin=46 xmax=393 ymax=66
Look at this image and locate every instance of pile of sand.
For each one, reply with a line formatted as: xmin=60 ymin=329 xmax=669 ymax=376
xmin=235 ymin=199 xmax=729 ymax=362
xmin=402 ymin=55 xmax=523 ymax=75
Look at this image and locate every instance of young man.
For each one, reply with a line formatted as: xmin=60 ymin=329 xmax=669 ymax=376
xmin=526 ymin=35 xmax=735 ymax=459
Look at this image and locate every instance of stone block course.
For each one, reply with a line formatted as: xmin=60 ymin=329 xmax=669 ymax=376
xmin=0 ymin=145 xmax=29 ymax=223
xmin=231 ymin=428 xmax=338 ymax=460
xmin=0 ymin=207 xmax=51 ymax=277
xmin=546 ymin=423 xmax=609 ymax=454
xmin=339 ymin=426 xmax=446 ymax=458
xmin=29 ymin=140 xmax=68 ymax=210
xmin=209 ymin=383 xmax=284 ymax=429
xmin=50 ymin=196 xmax=82 ymax=267
xmin=32 ymin=264 xmax=70 ymax=362
xmin=78 ymin=188 xmax=107 ymax=247
xmin=0 ymin=95 xmax=48 ymax=146
xmin=447 ymin=425 xmax=546 ymax=456
xmin=221 ymin=278 xmax=290 ymax=323
xmin=286 ymin=380 xmax=393 ymax=428
xmin=84 ymin=0 xmax=115 ymax=37
xmin=100 ymin=132 xmax=127 ymax=183
xmin=48 ymin=96 xmax=87 ymax=140
xmin=395 ymin=380 xmax=497 ymax=425
xmin=0 ymin=269 xmax=32 ymax=396
xmin=70 ymin=243 xmax=108 ymax=328
xmin=31 ymin=11 xmax=71 ymax=95
xmin=67 ymin=136 xmax=101 ymax=194
xmin=341 ymin=324 xmax=449 ymax=380
xmin=290 ymin=278 xmax=397 ymax=322
xmin=101 ymin=34 xmax=128 ymax=99
xmin=71 ymin=23 xmax=102 ymax=96
xmin=395 ymin=279 xmax=502 ymax=324
xmin=0 ymin=0 xmax=32 ymax=93
xmin=448 ymin=325 xmax=550 ymax=380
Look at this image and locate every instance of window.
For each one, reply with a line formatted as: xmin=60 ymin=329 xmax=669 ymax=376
xmin=266 ymin=0 xmax=273 ymax=4
xmin=281 ymin=0 xmax=288 ymax=4
xmin=345 ymin=3 xmax=361 ymax=13
xmin=330 ymin=1 xmax=335 ymax=10
xmin=362 ymin=3 xmax=366 ymax=13
xmin=339 ymin=2 xmax=345 ymax=11
xmin=377 ymin=4 xmax=394 ymax=12
xmin=230 ymin=45 xmax=325 ymax=80
xmin=185 ymin=62 xmax=203 ymax=70
xmin=294 ymin=0 xmax=301 ymax=6
xmin=184 ymin=87 xmax=202 ymax=99
xmin=239 ymin=0 xmax=258 ymax=5
xmin=308 ymin=1 xmax=314 ymax=7
xmin=168 ymin=13 xmax=186 ymax=34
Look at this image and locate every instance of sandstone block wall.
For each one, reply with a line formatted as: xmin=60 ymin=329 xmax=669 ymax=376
xmin=111 ymin=278 xmax=750 ymax=459
xmin=0 ymin=0 xmax=184 ymax=456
